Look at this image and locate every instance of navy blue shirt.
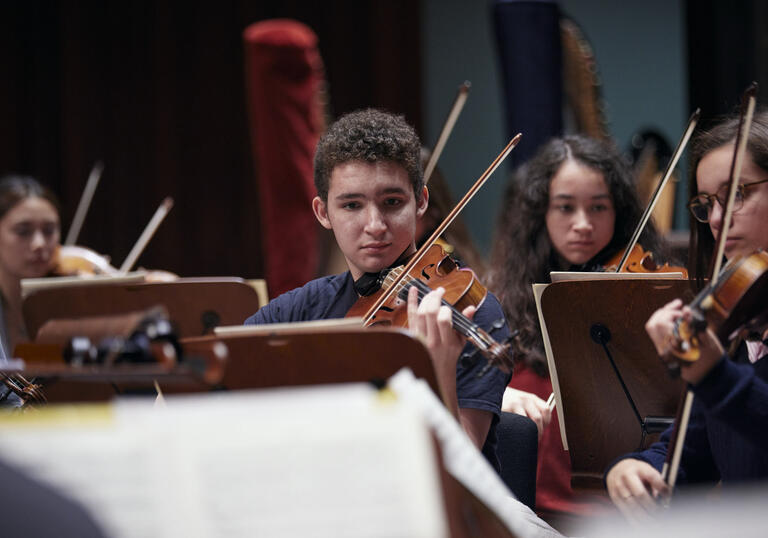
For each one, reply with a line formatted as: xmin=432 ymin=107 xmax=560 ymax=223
xmin=245 ymin=271 xmax=512 ymax=471
xmin=607 ymin=342 xmax=768 ymax=486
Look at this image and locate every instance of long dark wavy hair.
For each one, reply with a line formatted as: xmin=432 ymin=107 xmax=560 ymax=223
xmin=687 ymin=108 xmax=768 ymax=288
xmin=488 ymin=135 xmax=665 ymax=375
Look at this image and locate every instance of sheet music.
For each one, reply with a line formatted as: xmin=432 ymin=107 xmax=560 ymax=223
xmin=388 ymin=369 xmax=559 ymax=538
xmin=0 ymin=384 xmax=447 ymax=538
xmin=532 ymin=282 xmax=569 ymax=450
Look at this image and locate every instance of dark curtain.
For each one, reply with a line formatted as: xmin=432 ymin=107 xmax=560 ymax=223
xmin=687 ymin=0 xmax=768 ymax=126
xmin=493 ymin=0 xmax=562 ymax=169
xmin=0 ymin=1 xmax=421 ymax=279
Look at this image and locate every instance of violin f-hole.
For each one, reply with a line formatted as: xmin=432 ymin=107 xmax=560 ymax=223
xmin=435 ymin=255 xmax=457 ymax=276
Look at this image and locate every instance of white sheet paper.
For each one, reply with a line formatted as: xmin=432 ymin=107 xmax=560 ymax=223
xmin=0 ymin=383 xmax=447 ymax=538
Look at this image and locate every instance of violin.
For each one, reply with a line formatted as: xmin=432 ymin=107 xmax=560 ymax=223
xmin=670 ymin=250 xmax=768 ymax=363
xmin=603 ymin=244 xmax=689 ymax=277
xmin=345 ymin=243 xmax=513 ymax=371
xmin=0 ymin=372 xmax=46 ymax=407
xmin=50 ymin=245 xmax=178 ymax=282
xmin=51 ymin=244 xmax=120 ymax=276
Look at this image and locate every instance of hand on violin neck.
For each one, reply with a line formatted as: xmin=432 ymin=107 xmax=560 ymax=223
xmin=645 ymin=299 xmax=686 ymax=356
xmin=645 ymin=299 xmax=724 ymax=385
xmin=407 ymin=285 xmax=476 ymax=415
xmin=671 ymin=327 xmax=724 ymax=385
xmin=407 ymin=285 xmax=475 ymax=361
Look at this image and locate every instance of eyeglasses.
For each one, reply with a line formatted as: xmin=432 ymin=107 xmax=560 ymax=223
xmin=687 ymin=178 xmax=768 ymax=223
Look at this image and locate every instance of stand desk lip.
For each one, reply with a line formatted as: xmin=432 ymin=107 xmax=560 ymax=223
xmin=549 ymin=271 xmax=685 ymax=282
xmin=0 ymin=364 xmax=210 ymax=384
xmin=213 ymin=317 xmax=367 ymax=337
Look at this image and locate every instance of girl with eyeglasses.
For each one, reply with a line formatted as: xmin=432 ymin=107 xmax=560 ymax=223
xmin=606 ymin=109 xmax=768 ymax=522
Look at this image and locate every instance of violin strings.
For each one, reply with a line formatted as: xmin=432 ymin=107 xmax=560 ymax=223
xmin=381 ymin=271 xmax=492 ymax=350
xmin=389 ymin=276 xmax=491 ymax=349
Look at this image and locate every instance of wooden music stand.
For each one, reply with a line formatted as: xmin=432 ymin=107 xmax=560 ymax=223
xmin=181 ymin=326 xmax=441 ymax=395
xmin=23 ymin=278 xmax=265 ymax=340
xmin=23 ymin=326 xmax=441 ymax=404
xmin=538 ymin=277 xmax=692 ymax=490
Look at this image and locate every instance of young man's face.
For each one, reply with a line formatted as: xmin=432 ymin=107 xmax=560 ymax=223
xmin=312 ymin=160 xmax=428 ymax=280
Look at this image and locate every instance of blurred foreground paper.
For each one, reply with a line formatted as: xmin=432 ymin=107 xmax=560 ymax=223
xmin=575 ymin=483 xmax=768 ymax=538
xmin=389 ymin=369 xmax=560 ymax=538
xmin=0 ymin=381 xmax=447 ymax=538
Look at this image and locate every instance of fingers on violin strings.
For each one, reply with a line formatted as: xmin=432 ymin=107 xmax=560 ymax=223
xmin=407 ymin=286 xmax=424 ymax=334
xmin=436 ymin=302 xmax=454 ymax=344
xmin=412 ymin=286 xmax=443 ymax=341
xmin=665 ymin=298 xmax=684 ymax=310
xmin=421 ymin=287 xmax=446 ymax=344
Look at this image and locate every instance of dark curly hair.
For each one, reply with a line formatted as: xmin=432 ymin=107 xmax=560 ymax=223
xmin=313 ymin=108 xmax=423 ymax=202
xmin=687 ymin=108 xmax=768 ymax=287
xmin=488 ymin=135 xmax=665 ymax=375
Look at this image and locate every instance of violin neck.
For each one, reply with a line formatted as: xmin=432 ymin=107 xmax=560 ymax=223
xmin=396 ymin=278 xmax=489 ymax=348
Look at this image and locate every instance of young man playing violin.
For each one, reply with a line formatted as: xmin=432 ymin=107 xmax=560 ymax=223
xmin=246 ymin=108 xmax=512 ymax=471
xmin=605 ymin=110 xmax=768 ymax=523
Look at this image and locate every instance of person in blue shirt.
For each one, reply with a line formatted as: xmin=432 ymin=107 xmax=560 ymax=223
xmin=246 ymin=108 xmax=512 ymax=471
xmin=606 ymin=110 xmax=768 ymax=522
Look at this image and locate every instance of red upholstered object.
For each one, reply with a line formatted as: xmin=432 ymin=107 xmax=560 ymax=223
xmin=243 ymin=19 xmax=325 ymax=297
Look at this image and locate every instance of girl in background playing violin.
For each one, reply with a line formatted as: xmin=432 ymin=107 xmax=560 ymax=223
xmin=606 ymin=109 xmax=768 ymax=522
xmin=0 ymin=176 xmax=60 ymax=354
xmin=488 ymin=135 xmax=667 ymax=527
xmin=0 ymin=176 xmax=60 ymax=406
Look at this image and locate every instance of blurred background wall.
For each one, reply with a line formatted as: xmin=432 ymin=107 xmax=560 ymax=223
xmin=2 ymin=1 xmax=766 ymax=281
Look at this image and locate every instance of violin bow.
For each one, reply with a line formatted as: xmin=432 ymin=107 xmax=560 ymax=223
xmin=709 ymin=83 xmax=758 ymax=281
xmin=614 ymin=110 xmax=700 ymax=272
xmin=362 ymin=134 xmax=522 ymax=324
xmin=662 ymin=82 xmax=758 ymax=493
xmin=64 ymin=161 xmax=104 ymax=246
xmin=422 ymin=81 xmax=471 ymax=185
xmin=119 ymin=197 xmax=175 ymax=274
